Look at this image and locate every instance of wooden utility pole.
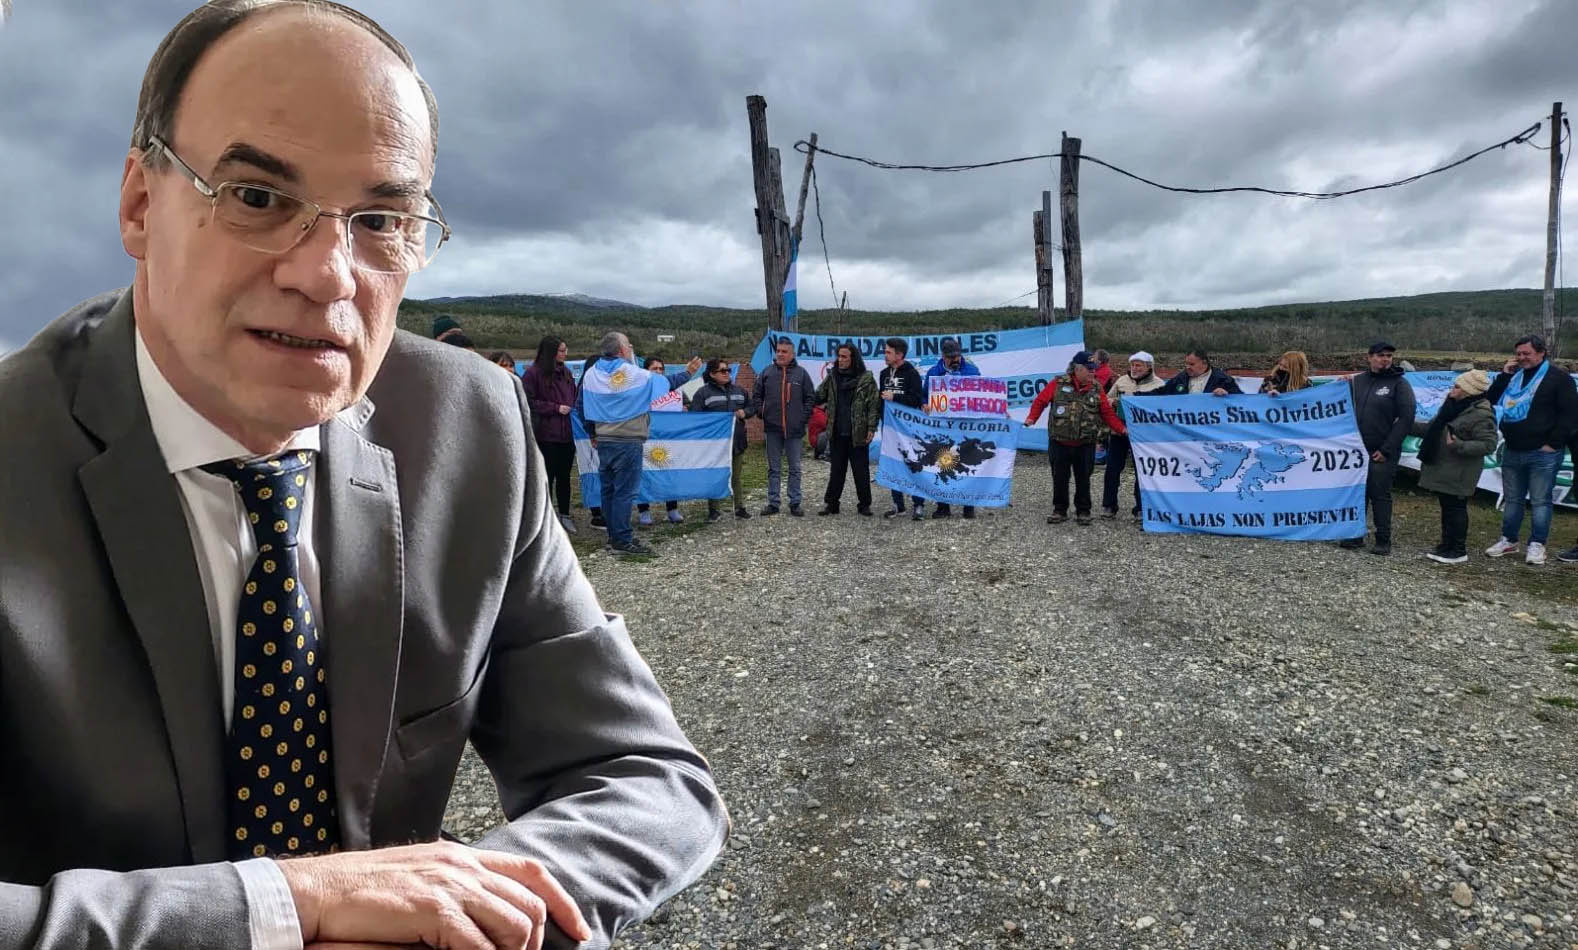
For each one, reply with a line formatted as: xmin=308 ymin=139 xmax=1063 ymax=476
xmin=1543 ymin=101 xmax=1563 ymax=356
xmin=747 ymin=95 xmax=792 ymax=330
xmin=1060 ymin=132 xmax=1084 ymax=322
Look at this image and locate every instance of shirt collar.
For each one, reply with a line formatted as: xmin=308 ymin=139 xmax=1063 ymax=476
xmin=135 ymin=326 xmax=321 ymax=475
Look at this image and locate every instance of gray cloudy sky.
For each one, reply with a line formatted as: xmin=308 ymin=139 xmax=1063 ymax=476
xmin=1 ymin=0 xmax=1573 ymax=353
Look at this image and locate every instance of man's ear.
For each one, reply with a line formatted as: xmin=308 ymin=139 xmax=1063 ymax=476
xmin=119 ymin=150 xmax=151 ymax=260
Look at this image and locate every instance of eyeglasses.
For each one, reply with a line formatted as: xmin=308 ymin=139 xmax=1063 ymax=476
xmin=146 ymin=135 xmax=452 ymax=275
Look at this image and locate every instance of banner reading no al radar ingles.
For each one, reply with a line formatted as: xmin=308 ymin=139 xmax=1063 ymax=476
xmin=1127 ymin=385 xmax=1367 ymax=541
xmin=572 ymin=413 xmax=734 ymax=506
xmin=875 ymin=403 xmax=1019 ymax=507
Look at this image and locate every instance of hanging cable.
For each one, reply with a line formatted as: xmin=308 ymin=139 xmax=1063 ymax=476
xmin=810 ymin=164 xmax=840 ymax=309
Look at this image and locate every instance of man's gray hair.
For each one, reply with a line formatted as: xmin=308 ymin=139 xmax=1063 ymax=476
xmin=131 ymin=0 xmax=439 ymax=169
xmin=599 ymin=332 xmax=629 ymax=358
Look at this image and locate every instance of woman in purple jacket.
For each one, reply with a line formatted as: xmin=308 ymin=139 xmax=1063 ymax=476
xmin=522 ymin=335 xmax=579 ymax=533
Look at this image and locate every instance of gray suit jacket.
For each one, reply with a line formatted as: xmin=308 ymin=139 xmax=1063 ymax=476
xmin=0 ymin=291 xmax=727 ymax=949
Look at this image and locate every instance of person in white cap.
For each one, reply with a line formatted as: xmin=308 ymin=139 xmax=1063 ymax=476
xmin=1102 ymin=351 xmax=1165 ymax=520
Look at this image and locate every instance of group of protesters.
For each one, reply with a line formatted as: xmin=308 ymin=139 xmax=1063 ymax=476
xmin=436 ymin=316 xmax=1578 ymax=564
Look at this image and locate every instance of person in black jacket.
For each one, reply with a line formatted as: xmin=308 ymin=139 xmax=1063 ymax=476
xmin=1157 ymin=349 xmax=1241 ymax=396
xmin=689 ymin=359 xmax=754 ymax=522
xmin=1340 ymin=341 xmax=1417 ymax=556
xmin=1480 ymin=335 xmax=1578 ymax=565
xmin=878 ymin=337 xmax=929 ymax=520
xmin=750 ymin=339 xmax=816 ymax=516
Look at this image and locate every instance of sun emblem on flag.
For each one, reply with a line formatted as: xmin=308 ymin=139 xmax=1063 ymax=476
xmin=936 ymin=447 xmax=959 ymax=472
xmin=609 ymin=368 xmax=630 ymax=389
xmin=647 ymin=445 xmax=671 ymax=466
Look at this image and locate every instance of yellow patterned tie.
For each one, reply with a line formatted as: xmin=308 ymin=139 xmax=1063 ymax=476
xmin=203 ymin=451 xmax=340 ymax=859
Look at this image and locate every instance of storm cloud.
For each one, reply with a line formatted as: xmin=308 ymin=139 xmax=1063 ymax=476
xmin=0 ymin=0 xmax=1572 ymax=353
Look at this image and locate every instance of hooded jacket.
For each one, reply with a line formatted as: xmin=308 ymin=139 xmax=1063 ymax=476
xmin=751 ymin=359 xmax=816 ymax=437
xmin=1349 ymin=365 xmax=1416 ymax=460
xmin=878 ymin=360 xmax=926 ymax=410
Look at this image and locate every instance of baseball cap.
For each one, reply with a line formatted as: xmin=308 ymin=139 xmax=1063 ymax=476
xmin=1368 ymin=340 xmax=1396 ymax=355
xmin=1070 ymin=350 xmax=1094 ymax=368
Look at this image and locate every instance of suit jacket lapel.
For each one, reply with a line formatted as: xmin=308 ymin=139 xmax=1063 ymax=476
xmin=72 ymin=293 xmax=229 ymax=863
xmin=317 ymin=404 xmax=403 ymax=850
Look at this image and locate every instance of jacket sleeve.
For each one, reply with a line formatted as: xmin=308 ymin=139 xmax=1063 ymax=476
xmin=1097 ymin=389 xmax=1126 ymax=435
xmin=1218 ymin=372 xmax=1243 ymax=394
xmin=897 ymin=369 xmax=926 ymax=409
xmin=813 ymin=373 xmax=831 ymax=407
xmin=0 ymin=864 xmax=259 ymax=950
xmin=862 ymin=378 xmax=881 ymax=432
xmin=1381 ymin=378 xmax=1416 ymax=461
xmin=1449 ymin=410 xmax=1499 ymax=459
xmin=1024 ymin=380 xmax=1056 ymax=425
xmin=1550 ymin=372 xmax=1578 ymax=448
xmin=801 ymin=369 xmax=816 ymax=419
xmin=736 ymin=384 xmax=754 ymax=419
xmin=1485 ymin=372 xmax=1512 ymax=406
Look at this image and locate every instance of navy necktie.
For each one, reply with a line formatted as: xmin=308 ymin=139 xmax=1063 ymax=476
xmin=203 ymin=451 xmax=340 ymax=859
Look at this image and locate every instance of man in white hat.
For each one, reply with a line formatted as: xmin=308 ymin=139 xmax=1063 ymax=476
xmin=1103 ymin=351 xmax=1165 ymax=520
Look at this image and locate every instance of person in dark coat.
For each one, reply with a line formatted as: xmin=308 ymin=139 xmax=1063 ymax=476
xmin=688 ymin=359 xmax=754 ymax=521
xmin=521 ymin=335 xmax=578 ymax=534
xmin=1412 ymin=370 xmax=1498 ymax=564
xmin=1339 ymin=341 xmax=1416 ymax=556
xmin=1158 ymin=349 xmax=1241 ymax=396
xmin=1479 ymin=334 xmax=1578 ymax=565
xmin=815 ymin=343 xmax=881 ymax=516
xmin=750 ymin=339 xmax=815 ymax=515
xmin=877 ymin=337 xmax=929 ymax=520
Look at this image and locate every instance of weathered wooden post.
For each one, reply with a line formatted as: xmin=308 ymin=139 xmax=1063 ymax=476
xmin=1543 ymin=101 xmax=1563 ymax=356
xmin=1060 ymin=132 xmax=1084 ymax=323
xmin=747 ymin=95 xmax=792 ymax=330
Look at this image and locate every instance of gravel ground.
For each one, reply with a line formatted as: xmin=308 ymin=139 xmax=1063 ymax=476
xmin=446 ymin=455 xmax=1578 ymax=949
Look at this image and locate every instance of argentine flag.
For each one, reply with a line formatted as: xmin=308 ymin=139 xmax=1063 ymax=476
xmin=580 ymin=358 xmax=675 ymax=422
xmin=572 ymin=412 xmax=734 ymax=505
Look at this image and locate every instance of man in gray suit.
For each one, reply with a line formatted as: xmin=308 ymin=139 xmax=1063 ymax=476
xmin=0 ymin=2 xmax=726 ymax=948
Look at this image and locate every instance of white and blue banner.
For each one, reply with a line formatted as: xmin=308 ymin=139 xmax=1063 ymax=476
xmin=572 ymin=412 xmax=734 ymax=506
xmin=875 ymin=403 xmax=1019 ymax=508
xmin=751 ymin=322 xmax=1085 ymax=452
xmin=1127 ymin=385 xmax=1368 ymax=541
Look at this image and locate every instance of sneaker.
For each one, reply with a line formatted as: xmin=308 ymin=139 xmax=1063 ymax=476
xmin=1558 ymin=546 xmax=1578 ymax=563
xmin=961 ymin=508 xmax=976 ymax=520
xmin=1337 ymin=537 xmax=1366 ymax=550
xmin=706 ymin=508 xmax=722 ymax=523
xmin=1075 ymin=511 xmax=1093 ymax=526
xmin=558 ymin=514 xmax=578 ymax=535
xmin=1047 ymin=513 xmax=1067 ymax=524
xmin=1370 ymin=542 xmax=1391 ymax=556
xmin=760 ymin=504 xmax=780 ymax=516
xmin=883 ymin=506 xmax=903 ymax=519
xmin=789 ymin=504 xmax=805 ymax=517
xmin=667 ymin=508 xmax=684 ymax=524
xmin=1526 ymin=541 xmax=1547 ymax=565
xmin=1100 ymin=508 xmax=1117 ymax=520
xmin=735 ymin=507 xmax=751 ymax=519
xmin=1485 ymin=537 xmax=1519 ymax=558
xmin=590 ymin=513 xmax=607 ymax=530
xmin=857 ymin=505 xmax=873 ymax=517
xmin=609 ymin=539 xmax=656 ymax=557
xmin=1427 ymin=549 xmax=1469 ymax=564
xmin=637 ymin=510 xmax=654 ymax=527
xmin=911 ymin=507 xmax=925 ymax=521
xmin=817 ymin=506 xmax=839 ymax=516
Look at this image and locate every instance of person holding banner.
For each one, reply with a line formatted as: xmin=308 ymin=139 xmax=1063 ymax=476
xmin=1259 ymin=351 xmax=1313 ymax=395
xmin=690 ymin=358 xmax=754 ymax=522
xmin=816 ymin=343 xmax=881 ymax=516
xmin=879 ymin=337 xmax=930 ymax=520
xmin=1412 ymin=371 xmax=1498 ymax=564
xmin=925 ymin=337 xmax=982 ymax=519
xmin=1339 ymin=341 xmax=1416 ymax=556
xmin=1025 ymin=352 xmax=1127 ymax=525
xmin=1158 ymin=349 xmax=1241 ymax=396
xmin=577 ymin=333 xmax=701 ymax=556
xmin=1103 ymin=351 xmax=1165 ymax=520
xmin=636 ymin=357 xmax=684 ymax=526
xmin=752 ymin=339 xmax=816 ymax=516
xmin=1482 ymin=335 xmax=1578 ymax=565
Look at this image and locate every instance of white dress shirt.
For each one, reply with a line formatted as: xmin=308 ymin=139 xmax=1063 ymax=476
xmin=135 ymin=329 xmax=322 ymax=950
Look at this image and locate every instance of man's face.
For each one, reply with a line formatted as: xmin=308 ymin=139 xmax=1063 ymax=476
xmin=1368 ymin=350 xmax=1394 ymax=373
xmin=1514 ymin=343 xmax=1542 ymax=369
xmin=1072 ymin=364 xmax=1092 ymax=385
xmin=774 ymin=343 xmax=793 ymax=367
xmin=1184 ymin=354 xmax=1206 ymax=377
xmin=944 ymin=352 xmax=961 ymax=369
xmin=836 ymin=349 xmax=852 ymax=370
xmin=1128 ymin=359 xmax=1148 ymax=378
xmin=884 ymin=345 xmax=902 ymax=368
xmin=120 ymin=9 xmax=434 ymax=451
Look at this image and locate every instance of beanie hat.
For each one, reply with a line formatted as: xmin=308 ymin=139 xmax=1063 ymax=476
xmin=432 ymin=315 xmax=461 ymax=338
xmin=1454 ymin=369 xmax=1490 ymax=397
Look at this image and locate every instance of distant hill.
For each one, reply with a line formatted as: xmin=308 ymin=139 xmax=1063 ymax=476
xmin=400 ymin=288 xmax=1576 ymax=368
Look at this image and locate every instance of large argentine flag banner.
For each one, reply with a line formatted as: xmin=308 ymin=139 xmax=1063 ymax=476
xmin=1127 ymin=384 xmax=1367 ymax=541
xmin=875 ymin=403 xmax=1019 ymax=507
xmin=572 ymin=413 xmax=733 ymax=506
xmin=750 ymin=323 xmax=1085 ymax=452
